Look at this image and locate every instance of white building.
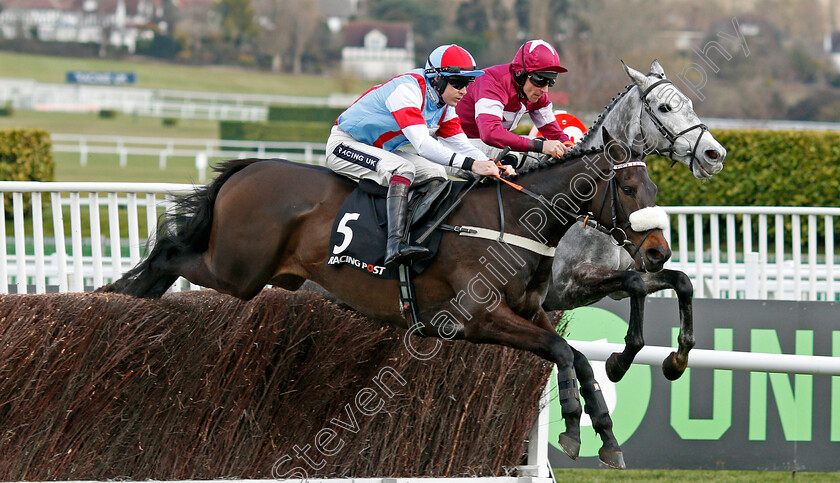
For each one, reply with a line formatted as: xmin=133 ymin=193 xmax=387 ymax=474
xmin=0 ymin=0 xmax=162 ymax=53
xmin=341 ymin=21 xmax=414 ymax=81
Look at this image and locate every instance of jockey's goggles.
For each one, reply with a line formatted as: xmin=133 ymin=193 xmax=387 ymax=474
xmin=446 ymin=76 xmax=474 ymax=90
xmin=528 ymin=71 xmax=557 ymax=87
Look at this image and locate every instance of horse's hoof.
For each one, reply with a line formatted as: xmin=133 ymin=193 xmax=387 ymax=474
xmin=598 ymin=448 xmax=626 ymax=469
xmin=605 ymin=353 xmax=628 ymax=383
xmin=558 ymin=433 xmax=581 ymax=460
xmin=662 ymin=351 xmax=688 ymax=381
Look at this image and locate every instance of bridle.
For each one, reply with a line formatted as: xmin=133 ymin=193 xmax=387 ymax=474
xmin=593 ymin=160 xmax=658 ymax=270
xmin=638 ymin=78 xmax=710 ymax=171
xmin=490 ymin=149 xmax=655 ymax=260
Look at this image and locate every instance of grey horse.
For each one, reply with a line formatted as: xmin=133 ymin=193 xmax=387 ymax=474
xmin=541 ymin=60 xmax=727 ymax=383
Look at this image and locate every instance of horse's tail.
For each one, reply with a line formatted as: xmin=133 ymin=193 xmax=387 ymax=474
xmin=97 ymin=158 xmax=264 ymax=297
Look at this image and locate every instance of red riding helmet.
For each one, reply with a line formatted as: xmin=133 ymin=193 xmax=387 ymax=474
xmin=424 ymin=44 xmax=484 ymax=79
xmin=511 ymin=39 xmax=567 ymax=76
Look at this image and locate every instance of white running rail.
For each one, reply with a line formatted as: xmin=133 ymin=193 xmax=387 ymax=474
xmin=0 ymin=181 xmax=838 ymax=301
xmin=50 ymin=133 xmax=328 ymax=182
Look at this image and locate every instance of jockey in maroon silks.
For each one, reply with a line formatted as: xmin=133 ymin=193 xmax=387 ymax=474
xmin=456 ymin=40 xmax=575 ymax=167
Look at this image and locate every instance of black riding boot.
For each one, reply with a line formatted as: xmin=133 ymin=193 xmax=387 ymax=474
xmin=384 ymin=182 xmax=429 ymax=268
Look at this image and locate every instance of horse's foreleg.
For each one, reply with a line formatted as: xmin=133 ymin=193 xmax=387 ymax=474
xmin=642 ymin=269 xmax=695 ymax=380
xmin=604 ymin=272 xmax=647 ymax=383
xmin=466 ymin=307 xmax=582 ymax=461
xmin=561 ymin=265 xmax=647 ymax=382
xmin=572 ymin=347 xmax=624 ymax=469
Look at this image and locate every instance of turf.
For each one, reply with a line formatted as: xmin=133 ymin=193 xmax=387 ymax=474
xmin=0 ymin=51 xmax=371 ymax=95
xmin=554 ymin=469 xmax=840 ymax=482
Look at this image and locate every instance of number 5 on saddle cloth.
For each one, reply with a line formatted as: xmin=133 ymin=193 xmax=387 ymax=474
xmin=326 ymin=178 xmax=465 ymax=280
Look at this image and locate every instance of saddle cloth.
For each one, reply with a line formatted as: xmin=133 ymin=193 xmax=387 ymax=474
xmin=327 ymin=178 xmax=466 ymax=279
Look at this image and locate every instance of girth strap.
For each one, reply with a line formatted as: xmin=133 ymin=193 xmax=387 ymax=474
xmin=397 ymin=264 xmax=426 ymax=337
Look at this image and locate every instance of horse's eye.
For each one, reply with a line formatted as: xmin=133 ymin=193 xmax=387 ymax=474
xmin=621 ymin=186 xmax=636 ymax=197
xmin=658 ymin=104 xmax=672 ymax=113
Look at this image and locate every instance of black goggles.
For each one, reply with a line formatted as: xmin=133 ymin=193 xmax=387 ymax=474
xmin=447 ymin=76 xmax=474 ymax=90
xmin=528 ymin=73 xmax=556 ymax=88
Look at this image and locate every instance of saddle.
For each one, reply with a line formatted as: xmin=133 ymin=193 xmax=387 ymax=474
xmin=327 ymin=177 xmax=465 ymax=279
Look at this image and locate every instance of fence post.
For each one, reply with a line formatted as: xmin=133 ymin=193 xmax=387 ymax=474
xmin=522 ymin=379 xmax=551 ymax=478
xmin=159 ymin=149 xmax=168 ymax=170
xmin=196 ymin=152 xmax=208 ymax=183
xmin=745 ymin=251 xmax=759 ymax=299
xmin=117 ymin=139 xmax=127 ymax=168
xmin=80 ymin=138 xmax=88 ymax=167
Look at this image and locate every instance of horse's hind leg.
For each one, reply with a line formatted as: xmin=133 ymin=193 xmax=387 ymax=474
xmin=642 ymin=269 xmax=695 ymax=380
xmin=571 ymin=347 xmax=624 ymax=469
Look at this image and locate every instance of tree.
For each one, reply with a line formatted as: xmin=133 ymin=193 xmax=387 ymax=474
xmin=254 ymin=0 xmax=321 ymax=74
xmin=215 ymin=0 xmax=258 ymax=47
xmin=367 ymin=0 xmax=445 ymax=60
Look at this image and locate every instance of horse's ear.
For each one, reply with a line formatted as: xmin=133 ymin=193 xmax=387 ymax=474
xmin=632 ymin=133 xmax=646 ymax=156
xmin=622 ymin=60 xmax=648 ymax=87
xmin=649 ymin=59 xmax=666 ymax=79
xmin=602 ymin=127 xmax=629 ymax=165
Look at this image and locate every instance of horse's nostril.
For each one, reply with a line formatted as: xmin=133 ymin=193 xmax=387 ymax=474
xmin=646 ymin=247 xmax=671 ymax=264
xmin=705 ymin=149 xmax=719 ymax=160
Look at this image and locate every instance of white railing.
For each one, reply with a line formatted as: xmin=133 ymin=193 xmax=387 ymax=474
xmin=51 ymin=134 xmax=328 ymax=182
xmin=0 ymin=181 xmax=194 ymax=294
xmin=663 ymin=206 xmax=840 ymax=301
xmin=1 ymin=181 xmax=838 ymax=301
xmin=0 ymin=77 xmax=357 ymax=120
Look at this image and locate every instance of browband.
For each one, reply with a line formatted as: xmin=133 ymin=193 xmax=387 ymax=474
xmin=613 ymin=161 xmax=647 ymax=170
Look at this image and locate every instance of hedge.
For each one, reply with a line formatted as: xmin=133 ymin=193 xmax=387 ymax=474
xmin=267 ymin=105 xmax=344 ymax=123
xmin=647 ymin=129 xmax=840 ymax=207
xmin=219 ymin=120 xmax=332 ymax=143
xmin=0 ymin=128 xmax=53 ymax=182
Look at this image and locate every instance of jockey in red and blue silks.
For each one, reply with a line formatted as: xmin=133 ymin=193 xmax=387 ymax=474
xmin=326 ymin=44 xmax=515 ymax=269
xmin=456 ymin=39 xmax=574 ymax=167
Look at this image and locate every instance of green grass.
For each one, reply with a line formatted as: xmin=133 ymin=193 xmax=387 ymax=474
xmin=0 ymin=51 xmax=371 ymax=96
xmin=55 ymin=152 xmax=202 ymax=184
xmin=554 ymin=469 xmax=840 ymax=482
xmin=0 ymin=110 xmax=220 ymax=138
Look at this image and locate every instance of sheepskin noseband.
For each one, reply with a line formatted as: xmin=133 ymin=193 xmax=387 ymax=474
xmin=628 ymin=206 xmax=669 ymax=232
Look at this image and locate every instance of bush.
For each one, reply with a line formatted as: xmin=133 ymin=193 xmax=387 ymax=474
xmin=162 ymin=117 xmax=178 ymax=127
xmin=0 ymin=101 xmax=13 ymax=117
xmin=98 ymin=109 xmax=118 ymax=119
xmin=0 ymin=128 xmax=53 ymax=182
xmin=647 ymin=129 xmax=840 ymax=207
xmin=0 ymin=128 xmax=54 ymax=218
xmin=267 ymin=105 xmax=344 ymax=123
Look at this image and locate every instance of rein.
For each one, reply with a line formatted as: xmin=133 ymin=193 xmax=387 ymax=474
xmin=638 ymin=78 xmax=709 ymax=170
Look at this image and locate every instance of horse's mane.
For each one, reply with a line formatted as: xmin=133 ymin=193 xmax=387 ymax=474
xmin=515 ymin=83 xmax=636 ymax=176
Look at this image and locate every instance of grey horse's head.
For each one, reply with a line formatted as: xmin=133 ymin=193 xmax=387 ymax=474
xmin=623 ymin=60 xmax=727 ymax=180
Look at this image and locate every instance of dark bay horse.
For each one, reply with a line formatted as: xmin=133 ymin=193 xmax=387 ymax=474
xmin=99 ymin=129 xmax=669 ymax=468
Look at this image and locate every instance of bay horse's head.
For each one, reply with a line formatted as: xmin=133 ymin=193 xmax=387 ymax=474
xmin=623 ymin=60 xmax=726 ymax=180
xmin=586 ymin=127 xmax=671 ymax=272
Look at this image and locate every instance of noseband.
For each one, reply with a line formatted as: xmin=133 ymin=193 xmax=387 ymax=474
xmin=639 ymin=78 xmax=710 ymax=171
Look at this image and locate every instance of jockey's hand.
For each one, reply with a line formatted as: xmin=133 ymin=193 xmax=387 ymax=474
xmin=471 ymin=160 xmax=501 ymax=177
xmin=543 ymin=139 xmax=569 ymax=158
xmin=499 ymin=164 xmax=516 ymax=177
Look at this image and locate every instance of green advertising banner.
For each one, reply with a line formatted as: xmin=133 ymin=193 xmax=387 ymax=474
xmin=549 ymin=298 xmax=840 ymax=471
